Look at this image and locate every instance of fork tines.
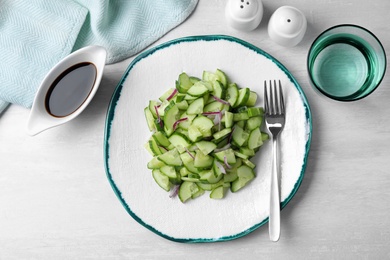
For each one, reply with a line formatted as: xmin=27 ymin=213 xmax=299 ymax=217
xmin=264 ymin=80 xmax=285 ymax=116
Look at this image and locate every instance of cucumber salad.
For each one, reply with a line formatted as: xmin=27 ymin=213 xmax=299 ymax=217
xmin=144 ymin=69 xmax=269 ymax=203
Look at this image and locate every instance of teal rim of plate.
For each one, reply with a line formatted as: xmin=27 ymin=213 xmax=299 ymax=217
xmin=104 ymin=35 xmax=313 ymax=243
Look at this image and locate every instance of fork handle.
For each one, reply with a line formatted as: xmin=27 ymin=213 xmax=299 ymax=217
xmin=269 ymin=137 xmax=281 ymax=242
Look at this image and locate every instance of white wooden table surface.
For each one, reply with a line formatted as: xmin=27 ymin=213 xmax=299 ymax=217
xmin=1 ymin=0 xmax=390 ymax=259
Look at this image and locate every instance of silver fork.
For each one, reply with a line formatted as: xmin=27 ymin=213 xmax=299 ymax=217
xmin=264 ymin=80 xmax=285 ymax=242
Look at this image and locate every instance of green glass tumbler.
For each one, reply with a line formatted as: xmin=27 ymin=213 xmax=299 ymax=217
xmin=307 ymin=24 xmax=386 ymax=101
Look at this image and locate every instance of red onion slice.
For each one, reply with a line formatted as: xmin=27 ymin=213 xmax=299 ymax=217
xmin=212 ymin=95 xmax=230 ymax=105
xmin=167 ymin=89 xmax=178 ymax=101
xmin=173 ymin=117 xmax=188 ymax=131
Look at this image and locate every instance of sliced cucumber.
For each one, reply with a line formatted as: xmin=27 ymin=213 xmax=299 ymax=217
xmin=163 ymin=101 xmax=179 ymax=136
xmin=232 ymin=125 xmax=249 ymax=147
xmin=214 ymin=148 xmax=236 ymax=165
xmin=248 ymin=128 xmax=263 ymax=150
xmin=231 ymin=165 xmax=255 ymax=193
xmin=144 ymin=107 xmax=156 ymax=132
xmin=196 ymin=179 xmax=224 ymax=191
xmin=210 ymin=185 xmax=229 ymax=199
xmin=177 ymin=72 xmax=193 ymax=94
xmin=226 ymin=83 xmax=239 ymax=107
xmin=152 ymin=131 xmax=171 ymax=147
xmin=147 ymin=157 xmax=166 ymax=169
xmin=212 ymin=128 xmax=232 ymax=143
xmin=159 ymin=88 xmax=177 ymax=102
xmin=203 ymin=101 xmax=225 ymax=113
xmin=192 ymin=186 xmax=205 ymax=199
xmin=168 ymin=132 xmax=191 ymax=152
xmin=199 ymin=169 xmax=223 ymax=184
xmin=212 ymin=80 xmax=226 ymax=99
xmin=191 ymin=116 xmax=214 ymax=137
xmin=152 ymin=169 xmax=172 ymax=192
xmin=224 ymin=111 xmax=234 ymax=128
xmin=188 ymin=124 xmax=203 ymax=142
xmin=234 ymin=87 xmax=250 ymax=108
xmin=202 ymin=70 xmax=219 ymax=82
xmin=186 ymin=97 xmax=204 ymax=115
xmin=160 ymin=165 xmax=181 ymax=184
xmin=146 ymin=138 xmax=163 ymax=156
xmin=179 ymin=181 xmax=199 ymax=203
xmin=215 ymin=69 xmax=228 ymax=87
xmin=195 ymin=141 xmax=217 ymax=155
xmin=177 ymin=112 xmax=196 ymax=130
xmin=246 ymin=91 xmax=258 ymax=107
xmin=158 ymin=148 xmax=182 ymax=166
xmin=246 ymin=116 xmax=262 ymax=131
xmin=144 ymin=69 xmax=269 ymax=202
xmin=247 ymin=107 xmax=263 ymax=117
xmin=194 ymin=150 xmax=214 ymax=169
xmin=187 ymin=82 xmax=209 ymax=97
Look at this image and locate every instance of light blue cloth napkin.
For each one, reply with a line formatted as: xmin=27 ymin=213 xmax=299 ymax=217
xmin=0 ymin=0 xmax=198 ymax=114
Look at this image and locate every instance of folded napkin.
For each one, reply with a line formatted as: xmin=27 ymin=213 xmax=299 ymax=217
xmin=0 ymin=0 xmax=198 ymax=114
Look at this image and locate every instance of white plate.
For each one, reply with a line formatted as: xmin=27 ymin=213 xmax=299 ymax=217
xmin=104 ymin=35 xmax=312 ymax=243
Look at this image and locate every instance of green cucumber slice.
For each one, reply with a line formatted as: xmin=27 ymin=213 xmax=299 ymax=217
xmin=248 ymin=128 xmax=263 ymax=150
xmin=159 ymin=88 xmax=177 ymax=102
xmin=212 ymin=128 xmax=232 ymax=143
xmin=158 ymin=148 xmax=182 ymax=166
xmin=224 ymin=170 xmax=238 ymax=183
xmin=187 ymin=97 xmax=204 ymax=115
xmin=148 ymin=100 xmax=161 ymax=118
xmin=234 ymin=87 xmax=250 ymax=108
xmin=147 ymin=157 xmax=166 ymax=169
xmin=214 ymin=148 xmax=236 ymax=165
xmin=212 ymin=80 xmax=226 ymax=99
xmin=232 ymin=125 xmax=249 ymax=147
xmin=188 ymin=124 xmax=203 ymax=142
xmin=224 ymin=111 xmax=234 ymax=128
xmin=210 ymin=185 xmax=229 ymax=199
xmin=168 ymin=132 xmax=191 ymax=152
xmin=191 ymin=116 xmax=214 ymax=137
xmin=231 ymin=165 xmax=255 ymax=193
xmin=196 ymin=179 xmax=224 ymax=191
xmin=180 ymin=152 xmax=201 ymax=174
xmin=202 ymin=70 xmax=219 ymax=82
xmin=199 ymin=169 xmax=223 ymax=184
xmin=195 ymin=141 xmax=217 ymax=155
xmin=177 ymin=72 xmax=193 ymax=94
xmin=233 ymin=112 xmax=249 ymax=122
xmin=179 ymin=181 xmax=199 ymax=203
xmin=246 ymin=91 xmax=258 ymax=107
xmin=246 ymin=116 xmax=262 ymax=131
xmin=192 ymin=185 xmax=205 ymax=199
xmin=239 ymin=147 xmax=255 ymax=157
xmin=226 ymin=83 xmax=239 ymax=107
xmin=203 ymin=101 xmax=225 ymax=113
xmin=144 ymin=107 xmax=156 ymax=132
xmin=146 ymin=138 xmax=163 ymax=156
xmin=163 ymin=101 xmax=180 ymax=136
xmin=160 ymin=165 xmax=181 ymax=184
xmin=152 ymin=169 xmax=172 ymax=192
xmin=189 ymin=76 xmax=200 ymax=84
xmin=181 ymin=176 xmax=200 ymax=182
xmin=194 ymin=150 xmax=214 ymax=169
xmin=177 ymin=112 xmax=196 ymax=130
xmin=187 ymin=82 xmax=209 ymax=97
xmin=247 ymin=107 xmax=264 ymax=117
xmin=215 ymin=69 xmax=228 ymax=87
xmin=152 ymin=131 xmax=171 ymax=147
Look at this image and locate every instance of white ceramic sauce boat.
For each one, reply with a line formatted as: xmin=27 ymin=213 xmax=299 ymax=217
xmin=27 ymin=45 xmax=106 ymax=136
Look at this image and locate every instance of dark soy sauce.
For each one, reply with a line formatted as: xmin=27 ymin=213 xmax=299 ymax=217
xmin=45 ymin=62 xmax=97 ymax=117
